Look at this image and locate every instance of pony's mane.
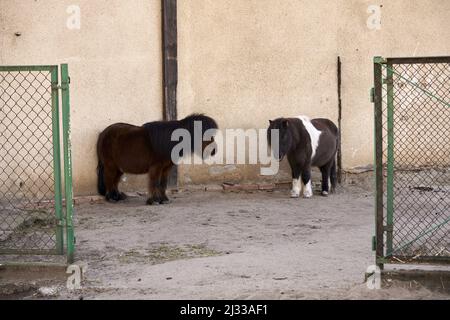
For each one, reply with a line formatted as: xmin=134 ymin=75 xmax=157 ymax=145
xmin=143 ymin=113 xmax=218 ymax=158
xmin=179 ymin=113 xmax=218 ymax=134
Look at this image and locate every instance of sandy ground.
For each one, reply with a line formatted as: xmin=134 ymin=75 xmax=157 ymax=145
xmin=1 ymin=186 xmax=449 ymax=299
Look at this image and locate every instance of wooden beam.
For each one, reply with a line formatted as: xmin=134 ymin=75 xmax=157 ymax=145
xmin=337 ymin=56 xmax=343 ymax=184
xmin=161 ymin=0 xmax=178 ymax=187
xmin=162 ymin=0 xmax=178 ymax=121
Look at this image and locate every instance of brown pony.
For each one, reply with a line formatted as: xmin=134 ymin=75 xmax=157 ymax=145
xmin=97 ymin=114 xmax=218 ymax=205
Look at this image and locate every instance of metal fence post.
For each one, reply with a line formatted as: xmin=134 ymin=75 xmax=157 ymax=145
xmin=373 ymin=57 xmax=385 ymax=268
xmin=51 ymin=66 xmax=64 ymax=255
xmin=61 ymin=64 xmax=75 ymax=264
xmin=385 ymin=61 xmax=395 ymax=256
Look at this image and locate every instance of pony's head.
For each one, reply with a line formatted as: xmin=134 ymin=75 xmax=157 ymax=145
xmin=267 ymin=118 xmax=293 ymax=161
xmin=180 ymin=113 xmax=219 ymax=158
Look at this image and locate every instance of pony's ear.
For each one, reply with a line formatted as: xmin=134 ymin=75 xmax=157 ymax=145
xmin=269 ymin=120 xmax=273 ymax=125
xmin=282 ymin=119 xmax=289 ymax=128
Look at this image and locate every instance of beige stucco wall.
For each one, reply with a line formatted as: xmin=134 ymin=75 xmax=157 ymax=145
xmin=178 ymin=0 xmax=340 ymax=185
xmin=338 ymin=0 xmax=450 ymax=169
xmin=1 ymin=0 xmax=449 ymax=195
xmin=0 ymin=0 xmax=162 ymax=195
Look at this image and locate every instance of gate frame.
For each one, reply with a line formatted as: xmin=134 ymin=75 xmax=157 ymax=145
xmin=0 ymin=64 xmax=74 ymax=264
xmin=372 ymin=56 xmax=450 ymax=268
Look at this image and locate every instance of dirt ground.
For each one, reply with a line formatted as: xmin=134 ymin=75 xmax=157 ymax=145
xmin=1 ymin=186 xmax=449 ymax=300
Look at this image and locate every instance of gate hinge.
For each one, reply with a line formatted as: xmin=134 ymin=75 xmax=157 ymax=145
xmin=383 ymin=78 xmax=393 ymax=85
xmin=383 ymin=225 xmax=394 ymax=232
xmin=370 ymin=87 xmax=375 ymax=103
xmin=52 ymin=84 xmax=69 ymax=91
xmin=56 ymin=218 xmax=64 ymax=227
xmin=56 ymin=77 xmax=71 ymax=90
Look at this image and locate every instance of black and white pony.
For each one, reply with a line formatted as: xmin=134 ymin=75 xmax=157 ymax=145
xmin=267 ymin=116 xmax=339 ymax=198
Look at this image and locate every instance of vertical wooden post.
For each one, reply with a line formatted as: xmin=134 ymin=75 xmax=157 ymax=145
xmin=337 ymin=56 xmax=343 ymax=184
xmin=162 ymin=0 xmax=178 ymax=121
xmin=162 ymin=0 xmax=178 ymax=186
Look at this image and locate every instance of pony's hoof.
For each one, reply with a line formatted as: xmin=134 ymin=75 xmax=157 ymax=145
xmin=106 ymin=190 xmax=128 ymax=202
xmin=290 ymin=190 xmax=300 ymax=198
xmin=106 ymin=191 xmax=121 ymax=202
xmin=303 ymin=193 xmax=313 ymax=199
xmin=118 ymin=192 xmax=127 ymax=200
xmin=321 ymin=191 xmax=329 ymax=197
xmin=147 ymin=196 xmax=164 ymax=205
xmin=159 ymin=195 xmax=170 ymax=204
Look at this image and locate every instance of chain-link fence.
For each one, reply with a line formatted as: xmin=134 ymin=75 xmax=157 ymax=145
xmin=374 ymin=56 xmax=450 ymax=266
xmin=0 ymin=65 xmax=73 ymax=261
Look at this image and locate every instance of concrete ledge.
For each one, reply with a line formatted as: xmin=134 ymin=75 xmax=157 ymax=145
xmin=381 ymin=264 xmax=450 ymax=293
xmin=69 ymin=166 xmax=376 ymax=200
xmin=0 ymin=262 xmax=68 ymax=281
xmin=222 ymin=182 xmax=277 ymax=192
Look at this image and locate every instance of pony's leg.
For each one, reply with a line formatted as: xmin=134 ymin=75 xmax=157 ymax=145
xmin=113 ymin=170 xmax=127 ymax=201
xmin=330 ymin=158 xmax=337 ymax=194
xmin=158 ymin=165 xmax=172 ymax=204
xmin=104 ymin=166 xmax=122 ymax=202
xmin=320 ymin=162 xmax=332 ymax=196
xmin=301 ymin=167 xmax=313 ymax=198
xmin=146 ymin=166 xmax=163 ymax=205
xmin=290 ymin=165 xmax=302 ymax=198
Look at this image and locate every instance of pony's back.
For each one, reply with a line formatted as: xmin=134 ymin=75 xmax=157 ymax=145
xmin=142 ymin=114 xmax=218 ymax=158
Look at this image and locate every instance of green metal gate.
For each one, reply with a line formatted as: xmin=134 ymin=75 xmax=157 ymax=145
xmin=373 ymin=56 xmax=450 ymax=267
xmin=0 ymin=64 xmax=74 ymax=263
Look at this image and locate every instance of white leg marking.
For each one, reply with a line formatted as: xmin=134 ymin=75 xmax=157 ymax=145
xmin=322 ymin=177 xmax=331 ymax=196
xmin=291 ymin=178 xmax=301 ymax=198
xmin=303 ymin=180 xmax=313 ymax=198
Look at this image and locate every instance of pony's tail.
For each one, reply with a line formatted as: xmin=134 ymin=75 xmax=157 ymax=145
xmin=97 ymin=161 xmax=106 ymax=196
